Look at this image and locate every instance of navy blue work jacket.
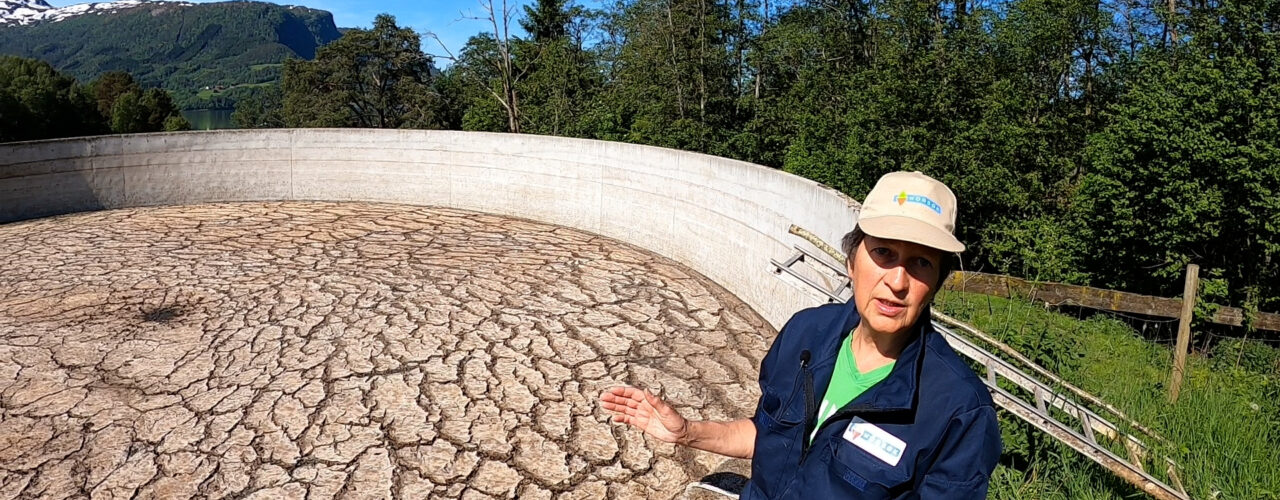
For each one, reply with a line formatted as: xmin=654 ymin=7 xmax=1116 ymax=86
xmin=743 ymin=301 xmax=1001 ymax=499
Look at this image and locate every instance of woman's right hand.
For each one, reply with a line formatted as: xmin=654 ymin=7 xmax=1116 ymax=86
xmin=599 ymin=385 xmax=690 ymax=445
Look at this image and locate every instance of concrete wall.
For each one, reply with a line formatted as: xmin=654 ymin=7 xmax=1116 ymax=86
xmin=0 ymin=130 xmax=859 ymax=329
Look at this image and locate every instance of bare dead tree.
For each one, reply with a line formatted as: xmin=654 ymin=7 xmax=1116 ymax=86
xmin=482 ymin=0 xmax=523 ymax=133
xmin=426 ymin=0 xmax=529 ymax=133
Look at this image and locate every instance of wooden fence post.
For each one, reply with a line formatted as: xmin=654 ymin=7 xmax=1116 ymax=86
xmin=1169 ymin=264 xmax=1199 ymax=403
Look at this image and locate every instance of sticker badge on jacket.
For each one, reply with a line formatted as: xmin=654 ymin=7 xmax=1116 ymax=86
xmin=843 ymin=417 xmax=907 ymax=466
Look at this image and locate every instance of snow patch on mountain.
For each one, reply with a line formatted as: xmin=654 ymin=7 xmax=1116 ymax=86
xmin=1 ymin=0 xmax=194 ymax=26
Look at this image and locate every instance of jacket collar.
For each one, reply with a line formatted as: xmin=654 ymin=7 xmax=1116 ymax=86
xmin=834 ymin=299 xmax=931 ymax=413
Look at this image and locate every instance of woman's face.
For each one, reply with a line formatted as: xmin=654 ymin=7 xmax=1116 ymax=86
xmin=847 ymin=234 xmax=943 ymax=336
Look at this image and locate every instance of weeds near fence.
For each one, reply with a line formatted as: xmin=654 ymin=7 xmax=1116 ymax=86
xmin=935 ymin=290 xmax=1280 ymax=499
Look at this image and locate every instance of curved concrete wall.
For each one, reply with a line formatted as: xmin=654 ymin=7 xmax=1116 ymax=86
xmin=0 ymin=130 xmax=859 ymax=328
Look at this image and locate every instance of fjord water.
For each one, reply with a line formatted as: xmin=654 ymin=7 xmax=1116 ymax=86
xmin=182 ymin=109 xmax=235 ymax=130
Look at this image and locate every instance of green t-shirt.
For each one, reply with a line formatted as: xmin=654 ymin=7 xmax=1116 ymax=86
xmin=810 ymin=333 xmax=895 ymax=443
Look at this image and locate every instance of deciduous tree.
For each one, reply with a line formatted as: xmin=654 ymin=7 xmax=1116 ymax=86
xmin=282 ymin=14 xmax=443 ymax=129
xmin=0 ymin=56 xmax=104 ymax=142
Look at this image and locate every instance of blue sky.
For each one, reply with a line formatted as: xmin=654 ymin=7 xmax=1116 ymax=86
xmin=292 ymin=0 xmax=537 ymax=58
xmin=46 ymin=0 xmax=548 ymax=60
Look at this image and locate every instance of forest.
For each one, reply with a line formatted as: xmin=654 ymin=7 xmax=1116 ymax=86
xmin=0 ymin=57 xmax=189 ymax=138
xmin=4 ymin=0 xmax=1279 ymax=321
xmin=258 ymin=0 xmax=1280 ymax=321
xmin=0 ymin=0 xmax=340 ymax=109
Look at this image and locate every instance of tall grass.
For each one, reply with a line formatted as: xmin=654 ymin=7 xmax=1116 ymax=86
xmin=935 ymin=290 xmax=1280 ymax=499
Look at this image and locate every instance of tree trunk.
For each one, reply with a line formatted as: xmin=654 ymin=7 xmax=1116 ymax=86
xmin=487 ymin=0 xmax=522 ymax=132
xmin=665 ymin=1 xmax=687 ymax=120
xmin=754 ymin=0 xmax=767 ymax=99
xmin=698 ymin=0 xmax=707 ymax=120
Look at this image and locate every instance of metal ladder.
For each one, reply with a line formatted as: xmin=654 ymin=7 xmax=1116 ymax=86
xmin=770 ymin=227 xmax=1190 ymax=500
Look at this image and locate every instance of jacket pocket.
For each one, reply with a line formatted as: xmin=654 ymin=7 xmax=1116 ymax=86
xmin=748 ymin=371 xmax=808 ymax=498
xmin=828 ymin=436 xmax=913 ymax=492
xmin=757 ymin=387 xmax=804 ymax=429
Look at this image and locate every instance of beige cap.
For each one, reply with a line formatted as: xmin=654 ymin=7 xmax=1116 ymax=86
xmin=856 ymin=171 xmax=965 ymax=253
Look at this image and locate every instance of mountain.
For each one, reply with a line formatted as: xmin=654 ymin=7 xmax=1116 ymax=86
xmin=0 ymin=0 xmax=54 ymax=25
xmin=1 ymin=0 xmax=196 ymax=26
xmin=0 ymin=0 xmax=341 ymax=109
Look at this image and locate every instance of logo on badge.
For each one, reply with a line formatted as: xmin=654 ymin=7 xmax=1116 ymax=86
xmin=843 ymin=417 xmax=907 ymax=466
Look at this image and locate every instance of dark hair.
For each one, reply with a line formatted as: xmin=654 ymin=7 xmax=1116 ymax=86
xmin=840 ymin=226 xmax=867 ymax=261
xmin=841 ymin=225 xmax=956 ymax=290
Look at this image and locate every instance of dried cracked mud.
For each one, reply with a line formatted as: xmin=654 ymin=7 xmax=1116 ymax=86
xmin=0 ymin=202 xmax=775 ymax=500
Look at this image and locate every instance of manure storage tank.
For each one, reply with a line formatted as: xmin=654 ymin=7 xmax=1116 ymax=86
xmin=0 ymin=130 xmax=858 ymax=499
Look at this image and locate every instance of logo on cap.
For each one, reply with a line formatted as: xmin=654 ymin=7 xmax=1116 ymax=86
xmin=892 ymin=191 xmax=943 ymax=214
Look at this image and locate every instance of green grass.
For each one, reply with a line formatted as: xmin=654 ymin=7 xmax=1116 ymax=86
xmin=249 ymin=63 xmax=282 ymax=71
xmin=934 ymin=290 xmax=1280 ymax=499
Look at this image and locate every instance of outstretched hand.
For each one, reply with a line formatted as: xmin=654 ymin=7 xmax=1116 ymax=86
xmin=599 ymin=385 xmax=690 ymax=445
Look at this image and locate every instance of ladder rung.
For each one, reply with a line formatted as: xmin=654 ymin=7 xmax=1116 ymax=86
xmin=1081 ymin=411 xmax=1097 ymax=444
xmin=1167 ymin=462 xmax=1187 ymax=495
xmin=770 ymin=258 xmax=846 ymax=302
xmin=779 ymin=251 xmax=803 ymax=269
xmin=784 ymin=246 xmax=851 ymax=296
xmin=1125 ymin=439 xmax=1146 ymax=473
xmin=793 ymin=244 xmax=848 ymax=276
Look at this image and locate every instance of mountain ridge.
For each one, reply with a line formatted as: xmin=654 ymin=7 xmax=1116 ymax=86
xmin=0 ymin=0 xmax=341 ymax=109
xmin=1 ymin=0 xmax=198 ymax=26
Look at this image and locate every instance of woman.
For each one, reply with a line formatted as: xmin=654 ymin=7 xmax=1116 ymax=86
xmin=601 ymin=171 xmax=1001 ymax=499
